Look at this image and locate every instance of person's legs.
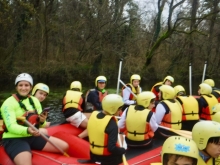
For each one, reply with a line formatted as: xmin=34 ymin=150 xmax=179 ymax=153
xmin=78 ymin=129 xmax=88 ymax=139
xmin=42 ymin=136 xmax=69 ymax=153
xmin=66 ymin=112 xmax=88 ymax=138
xmin=83 ymin=112 xmax=92 ymax=119
xmin=14 ymin=152 xmax=32 ymax=165
xmin=79 ymin=118 xmax=88 ymax=128
xmin=3 ymin=138 xmax=32 ymax=165
xmin=78 ymin=117 xmax=88 ymax=138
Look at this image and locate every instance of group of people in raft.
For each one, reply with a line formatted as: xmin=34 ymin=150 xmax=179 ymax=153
xmin=1 ymin=73 xmax=220 ymax=165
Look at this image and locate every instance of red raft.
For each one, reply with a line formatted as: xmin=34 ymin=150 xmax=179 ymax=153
xmin=0 ymin=123 xmax=162 ymax=165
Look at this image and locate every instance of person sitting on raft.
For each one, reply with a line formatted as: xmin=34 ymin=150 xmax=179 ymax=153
xmin=174 ymin=85 xmax=199 ymax=131
xmin=1 ymin=73 xmax=68 ymax=165
xmin=203 ymin=79 xmax=220 ymax=102
xmin=62 ymin=81 xmax=88 ymax=138
xmin=197 ymin=83 xmax=218 ymax=120
xmin=87 ymin=94 xmax=126 ymax=165
xmin=118 ymin=91 xmax=158 ymax=148
xmin=32 ymin=83 xmax=50 ymax=128
xmin=121 ymin=74 xmax=142 ymax=111
xmin=151 ymin=75 xmax=174 ymax=102
xmin=154 ymin=85 xmax=182 ymax=138
xmin=192 ymin=120 xmax=220 ymax=164
xmin=85 ymin=76 xmax=108 ymax=112
xmin=151 ymin=136 xmax=198 ymax=165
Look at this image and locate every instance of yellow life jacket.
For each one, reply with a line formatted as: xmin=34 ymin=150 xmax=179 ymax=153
xmin=215 ymin=155 xmax=220 ymax=164
xmin=176 ymin=96 xmax=199 ymax=121
xmin=87 ymin=111 xmax=117 ymax=155
xmin=150 ymin=163 xmax=161 ymax=165
xmin=200 ymin=94 xmax=218 ymax=120
xmin=122 ymin=83 xmax=141 ymax=100
xmin=197 ymin=155 xmax=214 ymax=165
xmin=160 ymin=100 xmax=182 ymax=130
xmin=62 ymin=90 xmax=83 ymax=111
xmin=125 ymin=105 xmax=154 ymax=141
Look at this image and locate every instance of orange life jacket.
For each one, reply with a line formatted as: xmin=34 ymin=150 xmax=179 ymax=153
xmin=200 ymin=94 xmax=218 ymax=120
xmin=151 ymin=82 xmax=163 ymax=101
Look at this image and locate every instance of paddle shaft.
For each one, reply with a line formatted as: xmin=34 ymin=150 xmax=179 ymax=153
xmin=17 ymin=117 xmax=69 ymax=157
xmin=118 ymin=134 xmax=129 ymax=165
xmin=116 ymin=59 xmax=123 ymax=95
xmin=202 ymin=61 xmax=207 ymax=83
xmin=189 ymin=63 xmax=192 ymax=95
xmin=119 ymin=79 xmax=137 ymax=98
xmin=117 ymin=115 xmax=192 ymax=138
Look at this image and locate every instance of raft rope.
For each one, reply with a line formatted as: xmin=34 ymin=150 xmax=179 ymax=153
xmin=32 ymin=151 xmax=78 ymax=165
xmin=33 ymin=150 xmax=161 ymax=165
xmin=131 ymin=153 xmax=161 ymax=165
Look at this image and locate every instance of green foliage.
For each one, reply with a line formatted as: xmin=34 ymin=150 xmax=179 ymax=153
xmin=0 ymin=0 xmax=220 ymax=88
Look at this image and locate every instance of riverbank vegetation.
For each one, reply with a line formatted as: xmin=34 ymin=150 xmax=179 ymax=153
xmin=0 ymin=0 xmax=220 ymax=90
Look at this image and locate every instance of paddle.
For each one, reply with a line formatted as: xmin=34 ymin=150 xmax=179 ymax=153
xmin=189 ymin=63 xmax=192 ymax=95
xmin=119 ymin=79 xmax=137 ymax=98
xmin=158 ymin=125 xmax=192 ymax=139
xmin=17 ymin=116 xmax=69 ymax=157
xmin=118 ymin=134 xmax=129 ymax=165
xmin=202 ymin=61 xmax=207 ymax=83
xmin=116 ymin=116 xmax=192 ymax=138
xmin=116 ymin=59 xmax=123 ymax=95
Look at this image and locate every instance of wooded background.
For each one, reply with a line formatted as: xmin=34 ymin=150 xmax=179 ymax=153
xmin=0 ymin=0 xmax=220 ymax=89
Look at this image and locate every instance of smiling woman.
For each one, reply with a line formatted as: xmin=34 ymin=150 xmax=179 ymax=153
xmin=0 ymin=73 xmax=69 ymax=165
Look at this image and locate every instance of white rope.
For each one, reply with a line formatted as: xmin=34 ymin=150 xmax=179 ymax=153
xmin=32 ymin=151 xmax=79 ymax=165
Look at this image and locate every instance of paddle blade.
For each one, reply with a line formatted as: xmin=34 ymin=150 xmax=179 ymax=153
xmin=63 ymin=152 xmax=70 ymax=157
xmin=122 ymin=155 xmax=129 ymax=165
xmin=174 ymin=130 xmax=192 ymax=139
xmin=159 ymin=126 xmax=192 ymax=139
xmin=177 ymin=129 xmax=192 ymax=135
xmin=168 ymin=128 xmax=192 ymax=138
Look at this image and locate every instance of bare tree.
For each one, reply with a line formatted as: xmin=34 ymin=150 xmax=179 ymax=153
xmin=144 ymin=0 xmax=186 ymax=66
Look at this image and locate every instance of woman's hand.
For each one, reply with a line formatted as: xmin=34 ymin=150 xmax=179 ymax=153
xmin=39 ymin=111 xmax=48 ymax=123
xmin=27 ymin=126 xmax=40 ymax=136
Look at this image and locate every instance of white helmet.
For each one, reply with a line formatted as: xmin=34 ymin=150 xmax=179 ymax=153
xmin=15 ymin=73 xmax=33 ymax=86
